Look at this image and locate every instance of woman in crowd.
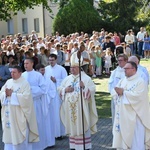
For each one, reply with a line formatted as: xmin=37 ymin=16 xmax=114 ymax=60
xmin=62 ymin=44 xmax=71 ymax=75
xmin=143 ymin=32 xmax=150 ymax=59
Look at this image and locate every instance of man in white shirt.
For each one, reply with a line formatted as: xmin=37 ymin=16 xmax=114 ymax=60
xmin=80 ymin=43 xmax=90 ymax=74
xmin=45 ymin=54 xmax=67 ymax=138
xmin=37 ymin=37 xmax=46 ymax=52
xmin=125 ymin=30 xmax=134 ymax=55
xmin=136 ymin=27 xmax=145 ymax=57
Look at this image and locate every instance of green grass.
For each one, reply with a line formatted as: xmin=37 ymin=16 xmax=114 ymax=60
xmin=94 ymin=76 xmax=111 ymax=118
xmin=94 ymin=59 xmax=150 ymax=118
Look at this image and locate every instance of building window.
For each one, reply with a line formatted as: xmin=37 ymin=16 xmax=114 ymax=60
xmin=22 ymin=18 xmax=28 ymax=34
xmin=7 ymin=19 xmax=14 ymax=34
xmin=34 ymin=18 xmax=40 ymax=32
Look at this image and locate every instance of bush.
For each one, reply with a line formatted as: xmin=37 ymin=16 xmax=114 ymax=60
xmin=53 ymin=0 xmax=104 ymax=35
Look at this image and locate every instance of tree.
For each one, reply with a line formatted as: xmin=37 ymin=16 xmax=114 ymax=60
xmin=59 ymin=0 xmax=94 ymax=8
xmin=87 ymin=0 xmax=94 ymax=6
xmin=98 ymin=0 xmax=148 ymax=34
xmin=137 ymin=0 xmax=150 ymax=32
xmin=0 ymin=0 xmax=52 ymax=21
xmin=53 ymin=0 xmax=103 ymax=35
xmin=59 ymin=0 xmax=70 ymax=8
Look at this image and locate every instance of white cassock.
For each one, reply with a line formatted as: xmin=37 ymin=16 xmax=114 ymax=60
xmin=138 ymin=64 xmax=149 ymax=85
xmin=111 ymin=73 xmax=150 ymax=150
xmin=45 ymin=64 xmax=67 ymax=137
xmin=108 ymin=66 xmax=125 ymax=124
xmin=42 ymin=76 xmax=56 ymax=147
xmin=0 ymin=76 xmax=39 ymax=150
xmin=58 ymin=72 xmax=98 ymax=150
xmin=22 ymin=70 xmax=46 ymax=150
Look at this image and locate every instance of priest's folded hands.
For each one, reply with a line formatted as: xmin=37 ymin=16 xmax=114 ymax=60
xmin=65 ymin=85 xmax=74 ymax=93
xmin=5 ymin=88 xmax=13 ymax=97
xmin=114 ymin=87 xmax=124 ymax=96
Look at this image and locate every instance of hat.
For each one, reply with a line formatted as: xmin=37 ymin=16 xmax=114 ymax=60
xmin=70 ymin=51 xmax=83 ymax=67
xmin=55 ymin=43 xmax=61 ymax=47
xmin=105 ymin=35 xmax=111 ymax=39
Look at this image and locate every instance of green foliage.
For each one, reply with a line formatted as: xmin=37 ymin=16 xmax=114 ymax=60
xmin=87 ymin=0 xmax=94 ymax=6
xmin=59 ymin=0 xmax=70 ymax=8
xmin=59 ymin=0 xmax=94 ymax=8
xmin=0 ymin=0 xmax=52 ymax=21
xmin=137 ymin=0 xmax=150 ymax=31
xmin=98 ymin=0 xmax=148 ymax=34
xmin=53 ymin=0 xmax=103 ymax=35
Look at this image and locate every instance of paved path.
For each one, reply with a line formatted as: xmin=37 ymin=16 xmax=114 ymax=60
xmin=0 ymin=118 xmax=113 ymax=150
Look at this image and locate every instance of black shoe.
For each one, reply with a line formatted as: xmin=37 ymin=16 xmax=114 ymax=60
xmin=56 ymin=136 xmax=63 ymax=140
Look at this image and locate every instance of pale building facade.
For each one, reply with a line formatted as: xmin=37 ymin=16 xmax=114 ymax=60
xmin=0 ymin=2 xmax=59 ymax=37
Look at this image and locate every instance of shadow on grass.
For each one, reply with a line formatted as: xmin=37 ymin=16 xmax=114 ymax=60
xmin=92 ymin=74 xmax=110 ymax=80
xmin=94 ymin=82 xmax=101 ymax=85
xmin=95 ymin=91 xmax=111 ymax=118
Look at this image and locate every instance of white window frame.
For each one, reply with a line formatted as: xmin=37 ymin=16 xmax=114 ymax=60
xmin=22 ymin=18 xmax=28 ymax=34
xmin=34 ymin=18 xmax=40 ymax=33
xmin=7 ymin=19 xmax=14 ymax=34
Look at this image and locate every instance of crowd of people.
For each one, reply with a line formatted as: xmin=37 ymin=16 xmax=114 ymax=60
xmin=0 ymin=27 xmax=148 ymax=80
xmin=0 ymin=26 xmax=150 ymax=150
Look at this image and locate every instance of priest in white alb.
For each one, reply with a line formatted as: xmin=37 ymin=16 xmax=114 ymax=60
xmin=35 ymin=63 xmax=56 ymax=148
xmin=108 ymin=54 xmax=128 ymax=124
xmin=58 ymin=44 xmax=98 ymax=150
xmin=45 ymin=53 xmax=67 ymax=138
xmin=22 ymin=58 xmax=46 ymax=150
xmin=111 ymin=61 xmax=150 ymax=150
xmin=0 ymin=66 xmax=39 ymax=150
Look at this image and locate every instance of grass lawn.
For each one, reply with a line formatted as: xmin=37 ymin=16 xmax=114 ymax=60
xmin=94 ymin=59 xmax=150 ymax=118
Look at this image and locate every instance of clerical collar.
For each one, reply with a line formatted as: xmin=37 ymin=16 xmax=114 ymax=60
xmin=13 ymin=76 xmax=23 ymax=83
xmin=117 ymin=66 xmax=124 ymax=71
xmin=72 ymin=74 xmax=79 ymax=79
xmin=27 ymin=69 xmax=34 ymax=72
xmin=126 ymin=73 xmax=139 ymax=81
xmin=50 ymin=64 xmax=57 ymax=68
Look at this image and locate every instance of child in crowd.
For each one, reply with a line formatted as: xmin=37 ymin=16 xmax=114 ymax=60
xmin=124 ymin=44 xmax=131 ymax=57
xmin=89 ymin=45 xmax=96 ymax=77
xmin=95 ymin=45 xmax=104 ymax=76
xmin=104 ymin=48 xmax=112 ymax=74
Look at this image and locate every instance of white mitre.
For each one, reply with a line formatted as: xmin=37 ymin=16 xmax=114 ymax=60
xmin=70 ymin=51 xmax=83 ymax=67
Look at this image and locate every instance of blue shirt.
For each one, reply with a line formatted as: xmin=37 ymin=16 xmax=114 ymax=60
xmin=0 ymin=65 xmax=11 ymax=88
